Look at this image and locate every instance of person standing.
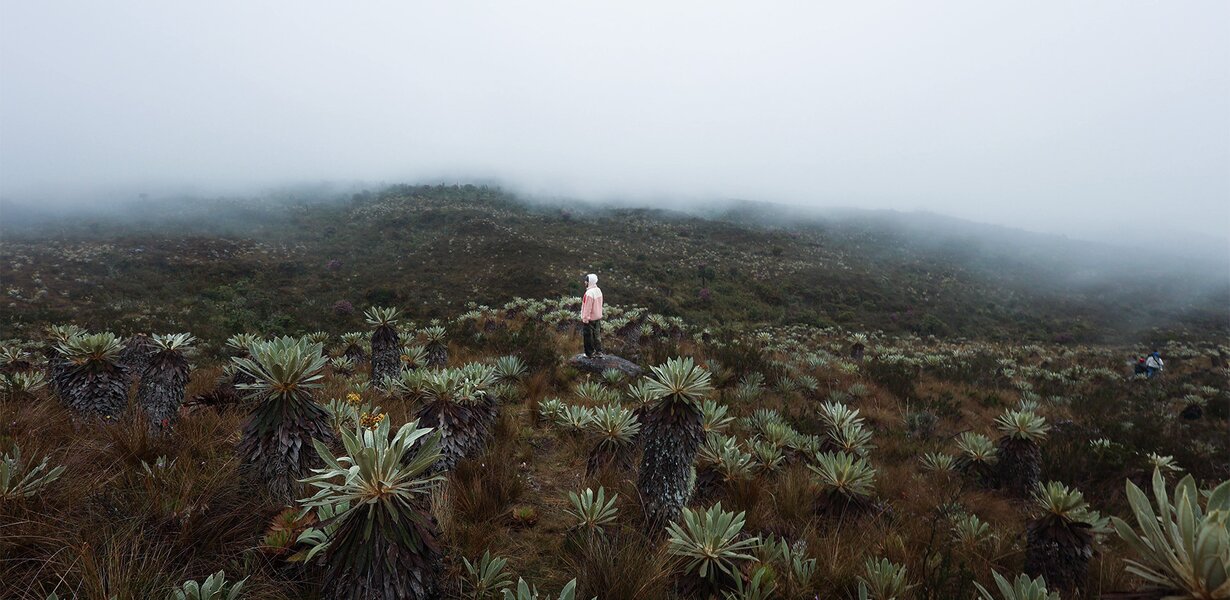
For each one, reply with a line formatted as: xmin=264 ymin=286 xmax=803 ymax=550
xmin=580 ymin=273 xmax=604 ymax=358
xmin=1144 ymin=351 xmax=1164 ymax=379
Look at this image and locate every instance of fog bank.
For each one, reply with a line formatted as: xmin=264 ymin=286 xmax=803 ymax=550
xmin=1 ymin=2 xmax=1227 ymax=248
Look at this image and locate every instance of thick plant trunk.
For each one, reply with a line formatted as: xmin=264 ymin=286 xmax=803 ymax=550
xmin=414 ymin=400 xmax=490 ymax=472
xmin=1024 ymin=530 xmax=1090 ymax=594
xmin=637 ymin=400 xmax=704 ymax=534
xmin=344 ymin=344 xmax=367 ymax=365
xmin=586 ymin=442 xmax=636 ymax=477
xmin=238 ymin=397 xmax=333 ymax=504
xmin=323 ymin=510 xmax=441 ymax=600
xmin=370 ymin=326 xmax=400 ymax=388
xmin=997 ymin=437 xmax=1041 ymax=497
xmin=137 ymin=352 xmax=190 ymax=433
xmin=56 ymin=363 xmax=129 ymax=420
xmin=46 ymin=354 xmax=69 ymax=400
xmin=957 ymin=459 xmax=997 ymax=488
xmin=118 ymin=335 xmax=155 ymax=385
xmin=426 ymin=343 xmax=448 ymax=368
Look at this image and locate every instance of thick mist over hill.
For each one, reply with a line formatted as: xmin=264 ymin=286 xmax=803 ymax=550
xmin=2 ymin=185 xmax=1225 ymax=347
xmin=2 ymin=2 xmax=1227 ymax=250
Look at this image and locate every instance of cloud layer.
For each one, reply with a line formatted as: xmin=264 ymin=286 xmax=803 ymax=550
xmin=2 ymin=2 xmax=1226 ymax=243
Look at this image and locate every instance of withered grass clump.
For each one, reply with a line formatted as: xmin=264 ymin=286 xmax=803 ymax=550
xmin=0 ymin=398 xmax=304 ymax=600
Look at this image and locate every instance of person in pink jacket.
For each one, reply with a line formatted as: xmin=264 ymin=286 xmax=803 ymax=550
xmin=580 ymin=273 xmax=604 ymax=357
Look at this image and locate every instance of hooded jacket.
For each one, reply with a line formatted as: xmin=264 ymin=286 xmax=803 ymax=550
xmin=581 ymin=274 xmax=603 ymax=322
xmin=1145 ymin=354 xmax=1164 ymax=370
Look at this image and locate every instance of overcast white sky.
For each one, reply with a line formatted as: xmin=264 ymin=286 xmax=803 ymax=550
xmin=1 ymin=2 xmax=1227 ymax=244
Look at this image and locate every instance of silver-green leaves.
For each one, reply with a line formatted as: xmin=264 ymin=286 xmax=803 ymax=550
xmin=564 ymin=487 xmax=619 ymax=534
xmin=1 ymin=444 xmax=65 ymax=500
xmin=168 ymin=570 xmax=247 ymax=600
xmin=974 ymin=571 xmax=1058 ymax=600
xmin=299 ymin=417 xmax=444 ymax=526
xmin=1111 ymin=468 xmax=1230 ymax=598
xmin=645 ymin=357 xmax=713 ymax=407
xmin=666 ymin=502 xmax=759 ymax=580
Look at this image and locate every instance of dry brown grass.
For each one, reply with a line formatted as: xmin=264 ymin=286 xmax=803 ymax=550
xmin=0 ymin=392 xmax=304 ymax=600
xmin=5 ymin=331 xmax=1217 ymax=599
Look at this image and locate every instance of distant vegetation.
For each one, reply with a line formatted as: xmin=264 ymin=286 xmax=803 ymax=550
xmin=2 ymin=184 xmax=1226 ymax=348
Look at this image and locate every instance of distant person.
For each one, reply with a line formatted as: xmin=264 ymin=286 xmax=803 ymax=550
xmin=1133 ymin=356 xmax=1148 ymax=376
xmin=580 ymin=273 xmax=604 ymax=358
xmin=1145 ymin=351 xmax=1164 ymax=379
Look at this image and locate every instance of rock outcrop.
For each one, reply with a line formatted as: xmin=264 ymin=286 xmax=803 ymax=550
xmin=568 ymin=353 xmax=643 ymax=378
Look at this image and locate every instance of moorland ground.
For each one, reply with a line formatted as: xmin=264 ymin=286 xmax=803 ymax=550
xmin=1 ymin=187 xmax=1227 ymax=600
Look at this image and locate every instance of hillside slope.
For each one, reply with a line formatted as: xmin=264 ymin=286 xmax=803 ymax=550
xmin=1 ymin=184 xmax=1226 ymax=344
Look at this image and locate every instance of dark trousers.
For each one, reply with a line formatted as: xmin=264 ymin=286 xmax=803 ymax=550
xmin=583 ymin=320 xmax=603 ymax=357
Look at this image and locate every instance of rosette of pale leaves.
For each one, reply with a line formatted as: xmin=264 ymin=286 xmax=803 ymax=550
xmin=1146 ymin=453 xmax=1183 ymax=475
xmin=857 ymin=557 xmax=914 ymax=600
xmin=305 ymin=331 xmax=331 ymax=346
xmin=748 ymin=438 xmax=784 ymax=474
xmin=952 ymin=513 xmax=994 ymax=548
xmin=666 ymin=502 xmax=760 ymax=581
xmin=169 ymin=570 xmax=247 ymax=600
xmin=421 ymin=325 xmax=448 ymax=366
xmin=1 ymin=370 xmax=47 ymax=398
xmin=643 ymin=356 xmax=712 ymax=407
xmin=1032 ymin=482 xmax=1107 ymax=533
xmin=700 ymin=399 xmax=735 ymax=434
xmin=463 ymin=550 xmax=513 ymax=599
xmin=225 ymin=333 xmax=261 ymax=355
xmin=330 ymin=356 xmax=356 ymax=375
xmin=585 ymin=403 xmax=640 ymax=474
xmin=493 ymin=355 xmax=528 ymax=383
xmin=819 ymin=401 xmax=864 ymax=431
xmin=956 ymin=432 xmax=999 ymax=465
xmin=995 ymin=410 xmax=1049 ymax=442
xmin=340 ymin=332 xmax=368 ymax=361
xmin=1 ymin=444 xmax=65 ymax=500
xmin=574 ymin=381 xmax=619 ymax=405
xmin=828 ymin=421 xmax=876 ymax=456
xmin=300 ymin=417 xmax=445 ymax=600
xmin=974 ymin=571 xmax=1059 ymax=600
xmin=45 ymin=324 xmax=83 ymax=346
xmin=555 ymin=404 xmax=596 ymax=433
xmin=564 ymin=486 xmax=619 ymax=534
xmin=921 ymin=452 xmax=957 ymax=473
xmin=624 ymin=379 xmax=657 ymax=407
xmin=1111 ymin=469 xmax=1229 ymax=599
xmin=761 ymin=421 xmax=800 ymax=450
xmin=742 ymin=408 xmax=782 ymax=435
xmin=1025 ymin=481 xmax=1106 ymax=591
xmin=501 ymin=578 xmax=582 ymax=600
xmin=389 ymin=369 xmax=428 ymax=402
xmin=808 ymin=451 xmax=877 ymax=501
xmin=538 ymin=398 xmax=565 ymax=422
xmin=399 ymin=345 xmax=428 ymax=370
xmin=713 ymin=441 xmax=754 ymax=483
xmin=587 ymin=404 xmax=640 ymax=445
xmin=601 ymin=368 xmax=624 ymax=387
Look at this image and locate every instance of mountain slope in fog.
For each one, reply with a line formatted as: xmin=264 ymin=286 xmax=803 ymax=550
xmin=1 ymin=184 xmax=1225 ymax=344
